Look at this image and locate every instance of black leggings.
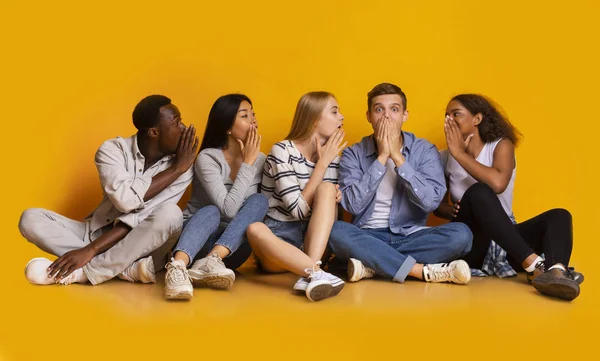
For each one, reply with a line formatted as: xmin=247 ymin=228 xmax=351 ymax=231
xmin=453 ymin=182 xmax=573 ymax=270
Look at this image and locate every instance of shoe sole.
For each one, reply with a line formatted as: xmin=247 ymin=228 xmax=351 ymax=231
xmin=306 ymin=281 xmax=345 ymax=302
xmin=189 ymin=272 xmax=235 ymax=290
xmin=532 ymin=277 xmax=580 ymax=301
xmin=165 ymin=288 xmax=193 ymax=300
xmin=348 ymin=258 xmax=361 ymax=282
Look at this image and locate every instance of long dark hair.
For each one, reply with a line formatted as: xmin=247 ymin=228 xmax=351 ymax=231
xmin=200 ymin=94 xmax=252 ymax=150
xmin=452 ymin=94 xmax=522 ymax=146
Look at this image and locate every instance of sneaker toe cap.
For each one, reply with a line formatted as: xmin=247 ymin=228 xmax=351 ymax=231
xmin=25 ymin=258 xmax=55 ymax=285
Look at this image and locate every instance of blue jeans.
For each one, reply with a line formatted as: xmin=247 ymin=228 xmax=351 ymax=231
xmin=328 ymin=221 xmax=473 ymax=282
xmin=174 ymin=193 xmax=268 ymax=269
xmin=263 ymin=216 xmax=309 ymax=250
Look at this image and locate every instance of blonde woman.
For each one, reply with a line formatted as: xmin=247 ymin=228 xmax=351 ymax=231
xmin=247 ymin=92 xmax=346 ymax=302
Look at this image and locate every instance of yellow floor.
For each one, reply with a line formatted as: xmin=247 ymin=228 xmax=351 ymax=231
xmin=1 ymin=256 xmax=598 ymax=361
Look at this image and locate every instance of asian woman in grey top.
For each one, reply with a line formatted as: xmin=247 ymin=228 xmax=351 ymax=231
xmin=163 ymin=94 xmax=268 ymax=300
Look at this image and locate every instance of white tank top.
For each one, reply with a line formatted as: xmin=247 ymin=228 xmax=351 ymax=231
xmin=441 ymin=138 xmax=516 ymax=218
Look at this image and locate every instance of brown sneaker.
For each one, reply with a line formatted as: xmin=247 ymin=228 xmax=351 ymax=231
xmin=569 ymin=267 xmax=584 ymax=285
xmin=526 ymin=261 xmax=545 ymax=284
xmin=528 ymin=262 xmax=585 ymax=285
xmin=532 ymin=268 xmax=580 ymax=301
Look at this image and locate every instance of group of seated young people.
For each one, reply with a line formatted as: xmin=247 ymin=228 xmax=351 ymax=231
xmin=19 ymin=83 xmax=584 ymax=302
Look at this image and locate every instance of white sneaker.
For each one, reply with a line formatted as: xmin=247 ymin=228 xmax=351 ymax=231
xmin=188 ymin=253 xmax=235 ymax=290
xmin=25 ymin=257 xmax=88 ymax=285
xmin=164 ymin=258 xmax=193 ymax=300
xmin=57 ymin=268 xmax=88 ymax=285
xmin=304 ymin=263 xmax=345 ymax=302
xmin=347 ymin=258 xmax=376 ymax=282
xmin=25 ymin=258 xmax=55 ymax=285
xmin=423 ymin=260 xmax=471 ymax=284
xmin=118 ymin=256 xmax=156 ymax=283
xmin=293 ymin=277 xmax=309 ymax=291
xmin=293 ymin=260 xmax=321 ymax=292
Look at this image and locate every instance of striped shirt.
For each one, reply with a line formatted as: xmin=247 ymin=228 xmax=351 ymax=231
xmin=261 ymin=140 xmax=339 ymax=221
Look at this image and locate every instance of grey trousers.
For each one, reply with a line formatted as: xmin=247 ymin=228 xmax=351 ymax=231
xmin=18 ymin=203 xmax=182 ymax=285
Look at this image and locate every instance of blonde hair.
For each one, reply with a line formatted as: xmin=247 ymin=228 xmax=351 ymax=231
xmin=285 ymin=91 xmax=334 ymax=141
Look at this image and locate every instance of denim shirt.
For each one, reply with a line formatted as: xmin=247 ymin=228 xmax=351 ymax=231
xmin=339 ymin=131 xmax=446 ymax=236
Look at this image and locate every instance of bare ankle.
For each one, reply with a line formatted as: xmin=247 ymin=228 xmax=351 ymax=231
xmin=409 ymin=263 xmax=424 ymax=280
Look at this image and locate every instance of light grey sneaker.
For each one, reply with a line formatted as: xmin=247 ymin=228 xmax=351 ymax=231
xmin=347 ymin=258 xmax=376 ymax=282
xmin=294 ymin=260 xmax=322 ymax=291
xmin=188 ymin=252 xmax=235 ymax=289
xmin=293 ymin=277 xmax=309 ymax=291
xmin=423 ymin=260 xmax=471 ymax=284
xmin=118 ymin=256 xmax=156 ymax=283
xmin=164 ymin=258 xmax=193 ymax=300
xmin=304 ymin=263 xmax=345 ymax=302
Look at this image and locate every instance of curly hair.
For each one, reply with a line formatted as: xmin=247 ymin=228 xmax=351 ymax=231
xmin=451 ymin=94 xmax=522 ymax=146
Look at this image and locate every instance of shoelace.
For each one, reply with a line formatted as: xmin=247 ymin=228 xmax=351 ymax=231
xmin=211 ymin=253 xmax=226 ymax=267
xmin=120 ymin=261 xmax=138 ymax=281
xmin=535 ymin=261 xmax=546 ymax=273
xmin=197 ymin=253 xmax=226 ymax=271
xmin=428 ymin=264 xmax=453 ymax=282
xmin=57 ymin=270 xmax=79 ymax=285
xmin=363 ymin=264 xmax=376 ymax=277
xmin=304 ymin=261 xmax=323 ymax=280
xmin=167 ymin=259 xmax=188 ymax=283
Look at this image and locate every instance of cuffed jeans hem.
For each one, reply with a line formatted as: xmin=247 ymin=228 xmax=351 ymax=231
xmin=392 ymin=255 xmax=417 ymax=283
xmin=172 ymin=249 xmax=194 ymax=267
xmin=214 ymin=243 xmax=233 ymax=257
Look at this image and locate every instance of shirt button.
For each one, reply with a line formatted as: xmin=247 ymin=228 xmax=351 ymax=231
xmin=138 ymin=169 xmax=142 ymax=172
xmin=413 ymin=188 xmax=417 ymax=191
xmin=106 ymin=218 xmax=111 ymax=223
xmin=401 ymin=173 xmax=405 ymax=177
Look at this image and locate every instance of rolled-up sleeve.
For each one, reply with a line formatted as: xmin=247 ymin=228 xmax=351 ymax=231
xmin=95 ymin=141 xmax=151 ymax=213
xmin=395 ymin=144 xmax=446 ymax=213
xmin=339 ymin=146 xmax=386 ymax=215
xmin=116 ymin=166 xmax=193 ymax=228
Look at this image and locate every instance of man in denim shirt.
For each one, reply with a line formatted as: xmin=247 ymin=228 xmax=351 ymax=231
xmin=329 ymin=83 xmax=473 ymax=285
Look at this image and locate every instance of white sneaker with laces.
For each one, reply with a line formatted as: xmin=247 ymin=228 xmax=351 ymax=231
xmin=57 ymin=268 xmax=88 ymax=285
xmin=347 ymin=258 xmax=376 ymax=282
xmin=293 ymin=277 xmax=309 ymax=291
xmin=423 ymin=260 xmax=470 ymax=284
xmin=164 ymin=258 xmax=193 ymax=300
xmin=25 ymin=257 xmax=88 ymax=285
xmin=188 ymin=253 xmax=235 ymax=289
xmin=118 ymin=256 xmax=156 ymax=283
xmin=304 ymin=261 xmax=345 ymax=302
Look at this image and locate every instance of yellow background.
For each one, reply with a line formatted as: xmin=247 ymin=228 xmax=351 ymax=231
xmin=1 ymin=0 xmax=598 ymax=360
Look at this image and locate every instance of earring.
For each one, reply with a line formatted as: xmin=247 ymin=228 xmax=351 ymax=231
xmin=227 ymin=131 xmax=232 ymax=135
